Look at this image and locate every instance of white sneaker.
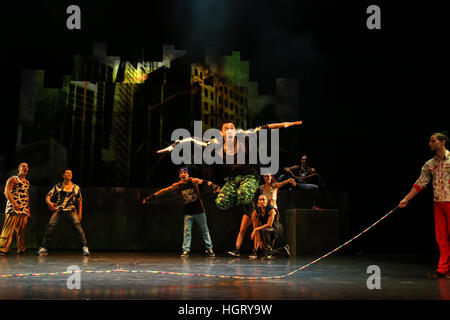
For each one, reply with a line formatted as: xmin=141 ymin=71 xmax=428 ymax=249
xmin=249 ymin=249 xmax=258 ymax=259
xmin=82 ymin=247 xmax=90 ymax=256
xmin=37 ymin=247 xmax=48 ymax=255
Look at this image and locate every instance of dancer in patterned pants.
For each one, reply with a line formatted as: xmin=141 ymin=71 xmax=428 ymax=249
xmin=157 ymin=119 xmax=302 ymax=257
xmin=215 ymin=175 xmax=259 ymax=210
xmin=0 ymin=163 xmax=30 ymax=255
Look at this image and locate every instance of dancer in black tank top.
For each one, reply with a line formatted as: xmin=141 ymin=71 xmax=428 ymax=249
xmin=251 ymin=194 xmax=290 ymax=259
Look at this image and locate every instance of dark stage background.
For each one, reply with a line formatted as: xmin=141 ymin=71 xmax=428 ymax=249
xmin=0 ymin=1 xmax=448 ymax=255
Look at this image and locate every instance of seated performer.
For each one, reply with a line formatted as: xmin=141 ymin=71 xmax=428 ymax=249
xmin=251 ymin=194 xmax=288 ymax=260
xmin=248 ymin=174 xmax=295 ymax=259
xmin=157 ymin=119 xmax=302 ymax=258
xmin=142 ymin=167 xmax=220 ymax=258
xmin=37 ymin=169 xmax=90 ymax=256
xmin=281 ymin=154 xmax=322 ymax=209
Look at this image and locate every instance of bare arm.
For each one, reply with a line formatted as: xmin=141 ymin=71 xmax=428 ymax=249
xmin=191 ymin=178 xmax=221 ymax=193
xmin=273 ymin=178 xmax=296 ymax=189
xmin=255 ymin=210 xmax=276 ymax=230
xmin=78 ymin=199 xmax=83 ymax=221
xmin=238 ymin=121 xmax=303 ymax=135
xmin=157 ymin=137 xmax=219 ymax=154
xmin=4 ymin=177 xmax=19 ymax=211
xmin=155 ymin=182 xmax=180 ymax=197
xmin=190 ymin=177 xmax=203 ymax=185
xmin=45 ymin=194 xmax=57 ymax=211
xmin=399 ymin=187 xmax=419 ymax=208
xmin=142 ymin=182 xmax=180 ymax=204
xmin=399 ymin=163 xmax=431 ymax=208
xmin=26 ymin=188 xmax=30 ymax=216
xmin=284 ymin=165 xmax=299 ymax=172
xmin=257 ymin=121 xmax=302 ymax=131
xmin=251 ymin=210 xmax=276 ymax=239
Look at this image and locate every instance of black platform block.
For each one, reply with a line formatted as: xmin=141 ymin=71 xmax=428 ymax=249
xmin=286 ymin=208 xmax=341 ymax=255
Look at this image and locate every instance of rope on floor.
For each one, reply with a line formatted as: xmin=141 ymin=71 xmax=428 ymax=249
xmin=0 ymin=206 xmax=398 ymax=281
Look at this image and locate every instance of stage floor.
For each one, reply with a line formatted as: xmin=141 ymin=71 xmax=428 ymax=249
xmin=0 ymin=251 xmax=448 ymax=300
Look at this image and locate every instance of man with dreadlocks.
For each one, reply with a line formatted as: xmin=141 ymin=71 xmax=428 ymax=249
xmin=281 ymin=154 xmax=322 ymax=209
xmin=399 ymin=131 xmax=450 ymax=279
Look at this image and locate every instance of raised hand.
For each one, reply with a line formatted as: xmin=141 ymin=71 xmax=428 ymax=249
xmin=157 ymin=145 xmax=174 ymax=154
xmin=284 ymin=121 xmax=303 ymax=128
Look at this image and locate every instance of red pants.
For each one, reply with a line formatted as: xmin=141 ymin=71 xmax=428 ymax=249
xmin=434 ymin=202 xmax=450 ymax=275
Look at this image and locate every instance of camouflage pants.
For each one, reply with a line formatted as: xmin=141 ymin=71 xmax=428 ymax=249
xmin=215 ymin=175 xmax=259 ymax=210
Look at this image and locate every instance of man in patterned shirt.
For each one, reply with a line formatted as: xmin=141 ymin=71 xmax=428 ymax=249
xmin=0 ymin=163 xmax=30 ymax=255
xmin=37 ymin=169 xmax=89 ymax=256
xmin=399 ymin=131 xmax=450 ymax=279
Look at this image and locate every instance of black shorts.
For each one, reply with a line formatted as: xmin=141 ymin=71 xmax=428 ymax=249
xmin=241 ymin=202 xmax=255 ymax=217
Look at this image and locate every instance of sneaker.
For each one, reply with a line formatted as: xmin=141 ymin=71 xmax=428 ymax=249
xmin=283 ymin=245 xmax=291 ymax=256
xmin=37 ymin=247 xmax=48 ymax=255
xmin=228 ymin=249 xmax=240 ymax=257
xmin=261 ymin=253 xmax=273 ymax=260
xmin=82 ymin=247 xmax=90 ymax=256
xmin=261 ymin=247 xmax=273 ymax=260
xmin=180 ymin=250 xmax=189 ymax=258
xmin=312 ymin=205 xmax=323 ymax=210
xmin=249 ymin=249 xmax=258 ymax=260
xmin=17 ymin=251 xmax=27 ymax=256
xmin=427 ymin=271 xmax=450 ymax=279
xmin=205 ymin=248 xmax=215 ymax=257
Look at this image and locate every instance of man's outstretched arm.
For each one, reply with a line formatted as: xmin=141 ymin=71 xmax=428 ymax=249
xmin=157 ymin=137 xmax=219 ymax=154
xmin=399 ymin=163 xmax=431 ymax=208
xmin=240 ymin=121 xmax=303 ymax=134
xmin=263 ymin=121 xmax=302 ymax=130
xmin=191 ymin=178 xmax=221 ymax=193
xmin=142 ymin=182 xmax=180 ymax=204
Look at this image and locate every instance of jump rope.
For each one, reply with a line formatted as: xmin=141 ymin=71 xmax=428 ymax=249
xmin=0 ymin=206 xmax=399 ymax=280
